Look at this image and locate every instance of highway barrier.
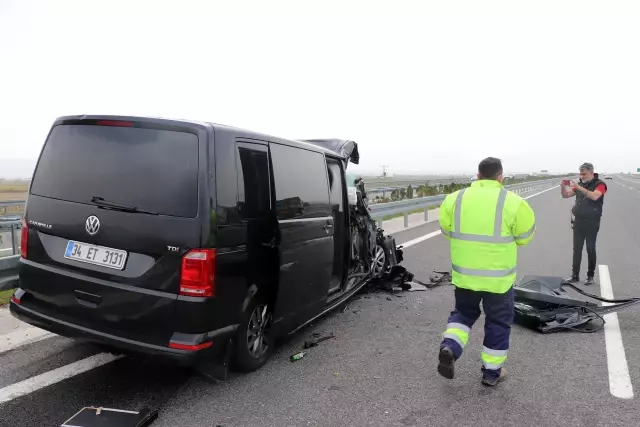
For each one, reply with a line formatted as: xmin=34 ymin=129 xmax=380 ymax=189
xmin=0 ymin=218 xmax=21 ymax=291
xmin=0 ymin=255 xmax=19 ymax=291
xmin=0 ymin=200 xmax=25 ymax=218
xmin=369 ymin=177 xmax=561 ymax=230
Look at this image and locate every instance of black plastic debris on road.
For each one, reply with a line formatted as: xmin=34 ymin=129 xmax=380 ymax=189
xmin=513 ymin=275 xmax=640 ymax=333
xmin=61 ymin=407 xmax=157 ymax=427
xmin=303 ymin=333 xmax=336 ymax=349
xmin=366 ymin=267 xmax=452 ymax=294
xmin=427 ymin=270 xmax=452 ymax=288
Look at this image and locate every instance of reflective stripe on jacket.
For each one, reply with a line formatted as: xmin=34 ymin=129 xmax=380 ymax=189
xmin=438 ymin=179 xmax=536 ymax=294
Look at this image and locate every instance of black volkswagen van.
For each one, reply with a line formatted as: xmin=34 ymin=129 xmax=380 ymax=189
xmin=10 ymin=115 xmax=400 ymax=373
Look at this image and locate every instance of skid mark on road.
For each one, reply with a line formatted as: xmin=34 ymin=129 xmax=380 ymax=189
xmin=599 ymin=264 xmax=634 ymax=399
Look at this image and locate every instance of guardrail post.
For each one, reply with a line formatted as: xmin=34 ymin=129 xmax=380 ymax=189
xmin=424 ymin=207 xmax=428 ymax=221
xmin=403 ymin=212 xmax=409 ymax=228
xmin=11 ymin=225 xmax=18 ymax=255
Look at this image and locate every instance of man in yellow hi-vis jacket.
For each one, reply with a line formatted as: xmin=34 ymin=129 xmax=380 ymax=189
xmin=437 ymin=157 xmax=536 ymax=386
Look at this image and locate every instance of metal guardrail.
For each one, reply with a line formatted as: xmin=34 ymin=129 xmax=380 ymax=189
xmin=0 ymin=200 xmax=25 ymax=218
xmin=0 ymin=218 xmax=22 ymax=255
xmin=0 ymin=218 xmax=21 ymax=291
xmin=369 ymin=178 xmax=560 ymax=230
xmin=367 ymin=177 xmax=472 ymax=194
xmin=365 ymin=176 xmax=566 ymax=194
xmin=0 ymin=255 xmax=19 ymax=291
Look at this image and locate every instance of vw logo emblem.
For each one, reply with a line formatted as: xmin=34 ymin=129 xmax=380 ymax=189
xmin=85 ymin=215 xmax=101 ymax=236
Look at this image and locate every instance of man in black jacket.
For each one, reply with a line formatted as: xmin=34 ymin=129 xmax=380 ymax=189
xmin=562 ymin=162 xmax=608 ymax=285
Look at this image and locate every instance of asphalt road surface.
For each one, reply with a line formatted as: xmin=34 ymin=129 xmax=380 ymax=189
xmin=1 ymin=178 xmax=639 ymax=427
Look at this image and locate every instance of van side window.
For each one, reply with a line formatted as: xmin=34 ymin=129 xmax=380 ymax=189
xmin=237 ymin=145 xmax=271 ymax=219
xmin=270 ymin=144 xmax=331 ymax=220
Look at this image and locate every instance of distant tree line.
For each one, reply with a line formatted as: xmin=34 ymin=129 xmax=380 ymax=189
xmin=370 ymin=174 xmax=568 ymax=204
xmin=373 ymin=182 xmax=471 ymax=203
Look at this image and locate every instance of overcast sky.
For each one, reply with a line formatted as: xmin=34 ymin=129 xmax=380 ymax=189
xmin=1 ymin=0 xmax=639 ymax=178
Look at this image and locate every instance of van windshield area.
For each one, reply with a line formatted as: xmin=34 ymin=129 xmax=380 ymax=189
xmin=30 ymin=124 xmax=199 ymax=218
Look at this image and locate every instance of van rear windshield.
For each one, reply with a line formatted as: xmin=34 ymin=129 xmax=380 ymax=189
xmin=31 ymin=124 xmax=199 ymax=218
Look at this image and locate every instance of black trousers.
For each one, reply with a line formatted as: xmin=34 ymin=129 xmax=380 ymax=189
xmin=572 ymin=219 xmax=600 ymax=278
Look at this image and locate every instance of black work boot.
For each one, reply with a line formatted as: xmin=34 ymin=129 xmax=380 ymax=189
xmin=482 ymin=368 xmax=507 ymax=387
xmin=585 ymin=276 xmax=595 ymax=286
xmin=564 ymin=274 xmax=579 ymax=284
xmin=437 ymin=346 xmax=455 ymax=380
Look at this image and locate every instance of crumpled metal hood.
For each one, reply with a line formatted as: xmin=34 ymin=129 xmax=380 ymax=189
xmin=299 ymin=139 xmax=360 ymax=165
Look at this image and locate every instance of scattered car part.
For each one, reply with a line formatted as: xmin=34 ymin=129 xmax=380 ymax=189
xmin=303 ymin=333 xmax=336 ymax=349
xmin=513 ymin=275 xmax=640 ymax=333
xmin=426 ymin=270 xmax=452 ymax=288
xmin=60 ymin=406 xmax=158 ymax=427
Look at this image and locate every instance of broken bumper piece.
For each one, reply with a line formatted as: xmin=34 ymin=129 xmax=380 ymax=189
xmin=513 ymin=275 xmax=640 ymax=333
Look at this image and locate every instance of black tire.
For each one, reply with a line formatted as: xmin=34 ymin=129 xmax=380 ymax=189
xmin=232 ymin=295 xmax=274 ymax=373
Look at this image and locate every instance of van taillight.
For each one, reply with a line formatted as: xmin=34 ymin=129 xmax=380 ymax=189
xmin=20 ymin=219 xmax=28 ymax=259
xmin=179 ymin=249 xmax=215 ymax=297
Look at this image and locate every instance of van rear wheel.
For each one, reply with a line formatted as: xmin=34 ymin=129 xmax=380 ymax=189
xmin=233 ymin=296 xmax=273 ymax=372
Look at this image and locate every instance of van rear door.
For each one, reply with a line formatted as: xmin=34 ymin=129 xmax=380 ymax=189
xmin=20 ymin=117 xmax=211 ymax=346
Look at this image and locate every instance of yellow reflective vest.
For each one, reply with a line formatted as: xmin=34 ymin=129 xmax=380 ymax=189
xmin=439 ymin=179 xmax=536 ymax=294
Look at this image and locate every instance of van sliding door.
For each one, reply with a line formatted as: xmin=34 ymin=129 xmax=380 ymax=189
xmin=269 ymin=143 xmax=334 ymax=331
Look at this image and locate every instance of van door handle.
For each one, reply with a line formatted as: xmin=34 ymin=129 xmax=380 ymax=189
xmin=323 ymin=224 xmax=333 ymax=233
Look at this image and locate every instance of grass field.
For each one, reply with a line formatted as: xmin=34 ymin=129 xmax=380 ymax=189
xmin=0 ymin=289 xmax=14 ymax=306
xmin=0 ymin=181 xmax=28 ymax=204
xmin=0 ymin=192 xmax=27 ymax=202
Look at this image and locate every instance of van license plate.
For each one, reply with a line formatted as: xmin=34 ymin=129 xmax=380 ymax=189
xmin=64 ymin=240 xmax=127 ymax=270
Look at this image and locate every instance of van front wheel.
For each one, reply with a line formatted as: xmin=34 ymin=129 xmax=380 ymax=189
xmin=233 ymin=296 xmax=273 ymax=372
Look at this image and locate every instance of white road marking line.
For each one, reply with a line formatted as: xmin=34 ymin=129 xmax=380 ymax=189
xmin=0 ymin=326 xmax=56 ymax=354
xmin=399 ymin=185 xmax=559 ymax=248
xmin=522 ymin=185 xmax=560 ymax=200
xmin=616 ymin=176 xmax=640 ymax=185
xmin=0 ymin=353 xmax=123 ymax=404
xmin=599 ymin=264 xmax=634 ymax=399
xmin=401 ymin=230 xmax=442 ymax=248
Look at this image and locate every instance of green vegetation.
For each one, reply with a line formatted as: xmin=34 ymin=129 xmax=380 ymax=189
xmin=0 ymin=289 xmax=14 ymax=306
xmin=374 ymin=181 xmax=470 ymax=204
xmin=0 ymin=179 xmax=29 ymax=192
xmin=370 ymin=174 xmax=568 ymax=204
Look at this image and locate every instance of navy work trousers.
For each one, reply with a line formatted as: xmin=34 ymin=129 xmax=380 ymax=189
xmin=441 ymin=286 xmax=515 ymax=379
xmin=572 ymin=219 xmax=600 ymax=278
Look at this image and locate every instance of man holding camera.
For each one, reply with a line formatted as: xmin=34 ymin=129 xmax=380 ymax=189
xmin=561 ymin=162 xmax=607 ymax=285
